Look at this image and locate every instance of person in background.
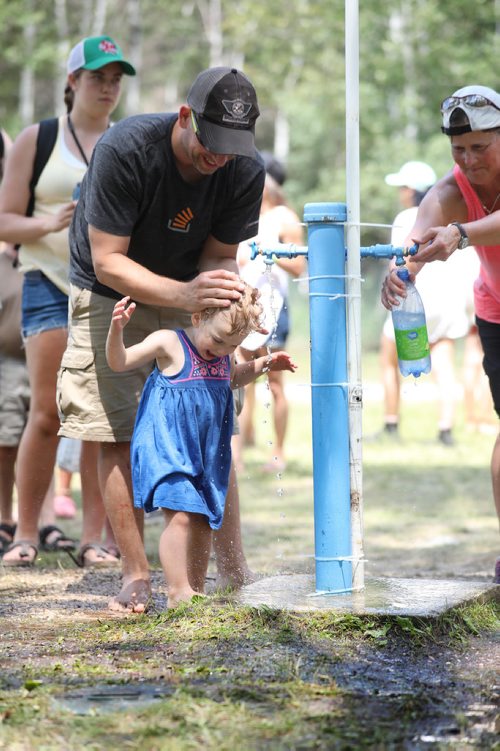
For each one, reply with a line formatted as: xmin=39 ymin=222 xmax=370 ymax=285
xmin=52 ymin=437 xmax=80 ymax=519
xmin=0 ymin=243 xmax=71 ymax=554
xmin=381 ymin=84 xmax=500 ymax=582
xmin=0 ymin=35 xmax=135 ymax=567
xmin=57 ymin=66 xmax=266 ymax=611
xmin=106 ymin=287 xmax=296 ymax=607
xmin=0 ymin=129 xmax=77 ymax=556
xmin=0 ymin=128 xmax=21 ymax=553
xmin=236 ymin=162 xmax=305 ymax=472
xmin=380 ymin=160 xmax=472 ymax=446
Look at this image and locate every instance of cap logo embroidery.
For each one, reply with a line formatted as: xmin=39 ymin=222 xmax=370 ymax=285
xmin=168 ymin=207 xmax=194 ymax=233
xmin=221 ymin=99 xmax=252 ymax=125
xmin=99 ymin=40 xmax=117 ymax=55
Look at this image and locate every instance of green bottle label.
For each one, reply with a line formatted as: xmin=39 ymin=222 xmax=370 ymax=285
xmin=394 ymin=325 xmax=430 ymax=360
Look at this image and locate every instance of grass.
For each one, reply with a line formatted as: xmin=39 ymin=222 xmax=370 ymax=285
xmin=1 ymin=597 xmax=498 ymax=750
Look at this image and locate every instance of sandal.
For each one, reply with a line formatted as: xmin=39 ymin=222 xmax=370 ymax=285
xmin=39 ymin=525 xmax=77 ymax=553
xmin=69 ymin=543 xmax=121 ymax=569
xmin=0 ymin=522 xmax=17 ymax=556
xmin=2 ymin=540 xmax=38 ymax=567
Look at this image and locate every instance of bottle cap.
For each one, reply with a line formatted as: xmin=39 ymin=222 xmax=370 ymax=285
xmin=396 ymin=267 xmax=410 ymax=281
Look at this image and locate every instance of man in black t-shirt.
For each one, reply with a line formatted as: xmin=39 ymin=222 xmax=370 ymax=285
xmin=58 ymin=67 xmax=265 ymax=612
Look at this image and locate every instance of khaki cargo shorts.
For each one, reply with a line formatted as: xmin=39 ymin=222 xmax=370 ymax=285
xmin=0 ymin=355 xmax=30 ymax=446
xmin=57 ymin=285 xmax=241 ymax=442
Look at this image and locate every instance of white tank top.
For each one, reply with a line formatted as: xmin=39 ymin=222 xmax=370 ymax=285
xmin=19 ymin=115 xmax=87 ymax=294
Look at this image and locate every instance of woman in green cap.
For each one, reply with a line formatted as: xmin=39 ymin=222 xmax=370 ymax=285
xmin=0 ymin=35 xmax=135 ymax=567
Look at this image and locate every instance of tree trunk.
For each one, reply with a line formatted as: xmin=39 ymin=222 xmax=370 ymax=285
xmin=53 ymin=0 xmax=70 ymax=117
xmin=125 ymin=0 xmax=142 ymax=116
xmin=19 ymin=0 xmax=35 ymax=127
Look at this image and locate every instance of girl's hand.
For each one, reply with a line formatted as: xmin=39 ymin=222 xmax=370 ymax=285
xmin=111 ymin=296 xmax=136 ymax=329
xmin=265 ymin=351 xmax=297 ymax=373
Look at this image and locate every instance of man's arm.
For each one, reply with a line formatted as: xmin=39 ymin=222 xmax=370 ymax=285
xmin=90 ymin=226 xmax=245 ymax=311
xmin=198 ymin=234 xmax=240 ymax=274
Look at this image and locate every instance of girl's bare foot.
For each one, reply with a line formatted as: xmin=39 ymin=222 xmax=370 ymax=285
xmin=167 ymin=587 xmax=205 ymax=609
xmin=215 ymin=566 xmax=257 ymax=591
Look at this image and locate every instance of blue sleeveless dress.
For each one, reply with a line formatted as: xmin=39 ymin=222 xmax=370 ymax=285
xmin=131 ymin=330 xmax=233 ymax=529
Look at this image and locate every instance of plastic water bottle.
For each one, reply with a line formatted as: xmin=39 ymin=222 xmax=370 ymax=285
xmin=391 ymin=267 xmax=431 ymax=377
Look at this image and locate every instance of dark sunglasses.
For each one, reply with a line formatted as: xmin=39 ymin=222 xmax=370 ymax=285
xmin=441 ymin=94 xmax=500 ymax=113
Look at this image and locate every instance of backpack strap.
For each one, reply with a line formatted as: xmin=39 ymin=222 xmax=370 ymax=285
xmin=26 ymin=117 xmax=59 ymax=217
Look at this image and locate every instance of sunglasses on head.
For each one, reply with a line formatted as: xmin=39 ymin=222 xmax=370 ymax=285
xmin=441 ymin=94 xmax=500 ymax=113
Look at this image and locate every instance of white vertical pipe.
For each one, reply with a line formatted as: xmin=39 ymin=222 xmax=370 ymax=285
xmin=345 ymin=0 xmax=365 ymax=590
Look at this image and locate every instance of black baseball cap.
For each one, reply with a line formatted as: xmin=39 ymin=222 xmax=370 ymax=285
xmin=187 ymin=67 xmax=260 ymax=158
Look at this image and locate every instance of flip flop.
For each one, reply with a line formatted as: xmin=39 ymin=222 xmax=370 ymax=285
xmin=0 ymin=522 xmax=17 ymax=556
xmin=39 ymin=525 xmax=77 ymax=553
xmin=2 ymin=540 xmax=38 ymax=567
xmin=69 ymin=543 xmax=121 ymax=569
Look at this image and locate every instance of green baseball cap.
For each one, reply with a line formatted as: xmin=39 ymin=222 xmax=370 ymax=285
xmin=67 ymin=35 xmax=136 ymax=76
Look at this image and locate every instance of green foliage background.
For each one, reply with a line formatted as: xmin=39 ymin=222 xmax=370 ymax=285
xmin=0 ymin=1 xmax=497 ymax=223
xmin=0 ymin=0 xmax=497 ymax=346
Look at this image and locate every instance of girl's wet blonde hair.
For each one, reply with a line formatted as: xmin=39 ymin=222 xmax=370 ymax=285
xmin=200 ymin=282 xmax=264 ymax=338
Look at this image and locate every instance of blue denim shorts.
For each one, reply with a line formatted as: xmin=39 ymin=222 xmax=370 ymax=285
xmin=21 ymin=271 xmax=69 ymax=338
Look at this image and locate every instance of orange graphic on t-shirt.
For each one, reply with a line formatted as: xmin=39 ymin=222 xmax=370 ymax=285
xmin=168 ymin=207 xmax=194 ymax=232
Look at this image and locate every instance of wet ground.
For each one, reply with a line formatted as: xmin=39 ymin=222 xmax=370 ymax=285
xmin=0 ymin=562 xmax=498 ymax=750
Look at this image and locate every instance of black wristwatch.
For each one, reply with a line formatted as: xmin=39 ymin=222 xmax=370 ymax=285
xmin=448 ymin=222 xmax=470 ymax=250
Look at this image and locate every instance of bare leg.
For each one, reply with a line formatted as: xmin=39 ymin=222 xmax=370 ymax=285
xmin=213 ymin=461 xmax=256 ymax=588
xmin=380 ymin=333 xmax=400 ymax=427
xmin=0 ymin=445 xmax=17 ymax=551
xmin=239 ymin=381 xmax=257 ymax=446
xmin=103 ymin=515 xmax=118 ymax=557
xmin=56 ymin=467 xmax=73 ymax=497
xmin=99 ymin=442 xmax=151 ymax=613
xmin=463 ymin=328 xmax=482 ymax=427
xmin=3 ymin=328 xmax=67 ymax=564
xmin=160 ymin=510 xmax=211 ymax=608
xmin=0 ymin=445 xmax=17 ymax=525
xmin=78 ymin=440 xmax=118 ymax=564
xmin=430 ymin=338 xmax=456 ymax=431
xmin=39 ymin=476 xmax=56 ymax=527
xmin=267 ymin=369 xmax=288 ymax=467
xmin=490 ymin=432 xmax=500 ymax=528
xmin=237 ymin=347 xmax=257 ymax=447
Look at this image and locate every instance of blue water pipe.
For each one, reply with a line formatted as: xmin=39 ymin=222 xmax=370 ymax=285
xmin=251 ymin=201 xmax=418 ymax=594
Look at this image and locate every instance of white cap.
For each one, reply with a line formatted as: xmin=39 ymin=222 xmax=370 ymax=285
xmin=441 ymin=85 xmax=500 ymax=135
xmin=384 ymin=161 xmax=437 ymax=193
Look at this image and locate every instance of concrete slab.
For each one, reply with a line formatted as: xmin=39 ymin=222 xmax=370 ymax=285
xmin=236 ymin=574 xmax=499 ymax=617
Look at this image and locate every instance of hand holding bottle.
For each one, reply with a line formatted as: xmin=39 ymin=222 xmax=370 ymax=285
xmin=391 ymin=267 xmax=431 ymax=377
